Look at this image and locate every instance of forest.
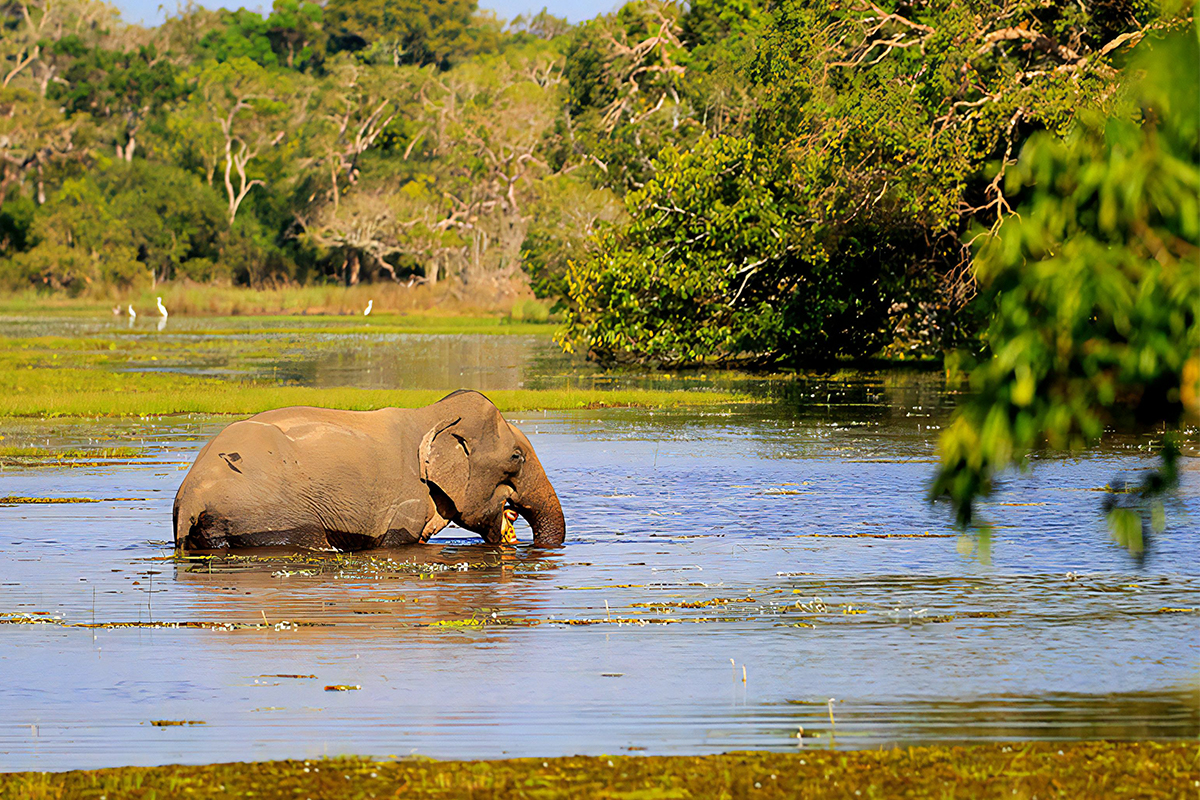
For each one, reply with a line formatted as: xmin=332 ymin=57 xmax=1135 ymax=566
xmin=0 ymin=0 xmax=1195 ymax=368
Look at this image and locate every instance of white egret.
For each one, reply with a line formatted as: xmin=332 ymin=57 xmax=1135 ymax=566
xmin=156 ymin=296 xmax=168 ymax=317
xmin=127 ymin=304 xmax=136 ymax=319
xmin=363 ymin=299 xmax=373 ymax=316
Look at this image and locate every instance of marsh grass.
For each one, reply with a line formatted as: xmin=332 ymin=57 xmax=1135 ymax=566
xmin=0 ymin=743 xmax=1191 ymax=799
xmin=0 ymin=445 xmax=146 ymax=461
xmin=0 ymin=377 xmax=744 ymax=417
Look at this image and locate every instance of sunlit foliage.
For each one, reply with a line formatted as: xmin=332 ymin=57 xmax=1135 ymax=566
xmin=931 ymin=28 xmax=1199 ymax=542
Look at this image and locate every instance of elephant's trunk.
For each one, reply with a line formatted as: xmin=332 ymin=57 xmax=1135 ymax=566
xmin=509 ymin=425 xmax=566 ymax=546
xmin=514 ymin=479 xmax=566 ymax=546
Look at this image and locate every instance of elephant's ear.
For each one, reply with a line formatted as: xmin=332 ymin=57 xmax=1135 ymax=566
xmin=420 ymin=417 xmax=469 ymax=511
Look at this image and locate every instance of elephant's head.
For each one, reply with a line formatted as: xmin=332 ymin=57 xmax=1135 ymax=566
xmin=419 ymin=391 xmax=566 ymax=546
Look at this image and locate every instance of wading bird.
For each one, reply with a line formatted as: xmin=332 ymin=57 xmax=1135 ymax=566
xmin=156 ymin=297 xmax=168 ymax=318
xmin=127 ymin=304 xmax=136 ymax=319
xmin=363 ymin=300 xmax=373 ymax=316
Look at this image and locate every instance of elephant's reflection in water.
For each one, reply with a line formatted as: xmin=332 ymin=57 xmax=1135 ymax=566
xmin=170 ymin=540 xmax=560 ymax=639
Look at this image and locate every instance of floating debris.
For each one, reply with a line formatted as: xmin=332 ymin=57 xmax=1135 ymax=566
xmin=149 ymin=720 xmax=205 ymax=727
xmin=0 ymin=615 xmax=324 ymax=631
xmin=0 ymin=496 xmax=145 ymax=504
xmin=631 ymin=597 xmax=754 ymax=609
xmin=324 ymin=685 xmax=360 ymax=692
xmin=261 ymin=674 xmax=317 ymax=679
xmin=422 ymin=612 xmax=539 ymax=629
xmin=550 ymin=617 xmax=733 ymax=626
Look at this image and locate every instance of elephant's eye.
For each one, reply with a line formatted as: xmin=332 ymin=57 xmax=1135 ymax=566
xmin=511 ymin=450 xmax=524 ymax=462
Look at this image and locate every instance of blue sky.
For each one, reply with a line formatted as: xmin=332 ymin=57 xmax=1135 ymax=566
xmin=115 ymin=0 xmax=616 ymax=27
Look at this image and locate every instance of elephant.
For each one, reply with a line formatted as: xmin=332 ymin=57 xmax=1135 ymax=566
xmin=173 ymin=390 xmax=566 ymax=550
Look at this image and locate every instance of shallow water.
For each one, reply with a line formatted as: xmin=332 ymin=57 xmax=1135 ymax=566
xmin=1 ymin=389 xmax=1197 ymax=771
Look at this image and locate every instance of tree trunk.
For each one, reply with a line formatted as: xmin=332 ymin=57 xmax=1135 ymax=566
xmin=345 ymin=250 xmax=360 ymax=286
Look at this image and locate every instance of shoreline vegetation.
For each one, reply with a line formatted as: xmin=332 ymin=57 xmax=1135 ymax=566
xmin=1 ymin=742 xmax=1193 ymax=799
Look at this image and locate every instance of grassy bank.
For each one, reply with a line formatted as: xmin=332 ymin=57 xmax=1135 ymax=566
xmin=2 ymin=743 xmax=1193 ymax=799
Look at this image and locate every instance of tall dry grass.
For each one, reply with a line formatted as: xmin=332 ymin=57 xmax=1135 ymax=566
xmin=0 ymin=282 xmax=555 ymax=320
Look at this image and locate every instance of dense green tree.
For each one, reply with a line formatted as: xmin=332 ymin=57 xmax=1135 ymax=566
xmin=1 ymin=171 xmax=143 ymax=291
xmin=97 ymin=161 xmax=226 ymax=283
xmin=196 ymin=9 xmax=279 ymax=67
xmin=52 ymin=45 xmax=181 ymax=161
xmin=265 ymin=0 xmax=325 ymax=70
xmin=930 ymin=28 xmax=1199 ymax=548
xmin=323 ymin=0 xmax=489 ymax=68
xmin=561 ymin=0 xmax=1189 ymax=366
xmin=561 ymin=134 xmax=925 ymax=364
xmin=172 ymin=58 xmax=298 ymax=224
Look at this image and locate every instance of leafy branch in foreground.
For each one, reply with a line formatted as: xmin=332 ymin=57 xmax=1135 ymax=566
xmin=930 ymin=28 xmax=1199 ymax=546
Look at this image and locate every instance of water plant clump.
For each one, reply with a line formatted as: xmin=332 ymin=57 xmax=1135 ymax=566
xmin=0 ymin=743 xmax=1192 ymax=799
xmin=172 ymin=551 xmax=557 ymax=579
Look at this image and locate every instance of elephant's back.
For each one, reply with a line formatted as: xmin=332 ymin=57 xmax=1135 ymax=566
xmin=245 ymin=406 xmax=397 ymax=437
xmin=174 ymin=419 xmax=312 ymax=546
xmin=180 ymin=419 xmax=306 ymax=504
xmin=191 ymin=409 xmax=412 ymax=531
xmin=236 ymin=408 xmax=402 ymax=472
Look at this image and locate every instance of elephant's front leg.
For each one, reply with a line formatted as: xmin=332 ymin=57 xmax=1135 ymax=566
xmin=382 ymin=495 xmax=448 ymax=546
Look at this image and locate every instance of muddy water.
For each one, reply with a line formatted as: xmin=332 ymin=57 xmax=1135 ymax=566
xmin=0 ymin=334 xmax=1198 ymax=770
